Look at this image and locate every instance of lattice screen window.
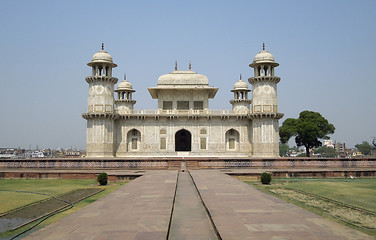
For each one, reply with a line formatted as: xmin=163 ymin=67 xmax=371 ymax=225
xmin=132 ymin=138 xmax=138 ymax=150
xmin=200 ymin=137 xmax=207 ymax=150
xmin=177 ymin=101 xmax=189 ymax=110
xmin=200 ymin=129 xmax=207 ymax=134
xmin=194 ymin=101 xmax=203 ymax=110
xmin=160 ymin=129 xmax=166 ymax=134
xmin=160 ymin=138 xmax=166 ymax=150
xmin=229 ymin=138 xmax=235 ymax=150
xmin=163 ymin=101 xmax=172 ymax=110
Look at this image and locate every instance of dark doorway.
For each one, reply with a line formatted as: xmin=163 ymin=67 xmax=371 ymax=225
xmin=175 ymin=129 xmax=191 ymax=151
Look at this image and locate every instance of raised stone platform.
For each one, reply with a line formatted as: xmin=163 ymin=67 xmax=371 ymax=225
xmin=1 ymin=157 xmax=375 ymax=180
xmin=1 ymin=157 xmax=375 ymax=170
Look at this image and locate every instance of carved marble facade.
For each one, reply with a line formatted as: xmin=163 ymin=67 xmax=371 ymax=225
xmin=82 ymin=44 xmax=283 ymax=157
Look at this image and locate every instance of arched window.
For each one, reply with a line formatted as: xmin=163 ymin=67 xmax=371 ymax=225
xmin=98 ymin=66 xmax=103 ymax=76
xmin=225 ymin=129 xmax=239 ymax=151
xmin=127 ymin=129 xmax=141 ymax=151
xmin=160 ymin=128 xmax=167 ymax=150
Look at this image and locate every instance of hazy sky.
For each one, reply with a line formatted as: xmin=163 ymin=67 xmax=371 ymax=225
xmin=0 ymin=0 xmax=375 ymax=150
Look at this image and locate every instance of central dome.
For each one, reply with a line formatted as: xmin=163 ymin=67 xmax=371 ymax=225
xmin=158 ymin=71 xmax=209 ymax=85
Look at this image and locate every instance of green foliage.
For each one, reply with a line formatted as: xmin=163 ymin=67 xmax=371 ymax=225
xmin=97 ymin=173 xmax=108 ymax=186
xmin=355 ymin=141 xmax=372 ymax=155
xmin=313 ymin=146 xmax=338 ymax=158
xmin=261 ymin=172 xmax=272 ymax=184
xmin=279 ymin=143 xmax=289 ymax=156
xmin=280 ymin=111 xmax=335 ymax=157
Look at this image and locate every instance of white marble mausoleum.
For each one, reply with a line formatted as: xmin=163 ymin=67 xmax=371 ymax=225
xmin=82 ymin=44 xmax=283 ymax=157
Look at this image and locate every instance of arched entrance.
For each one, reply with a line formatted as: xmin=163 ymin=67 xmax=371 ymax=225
xmin=175 ymin=129 xmax=191 ymax=151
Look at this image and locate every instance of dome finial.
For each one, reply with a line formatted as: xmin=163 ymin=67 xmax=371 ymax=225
xmin=175 ymin=61 xmax=177 ymax=71
xmin=262 ymin=42 xmax=265 ymax=51
xmin=189 ymin=61 xmax=192 ymax=70
xmin=124 ymin=73 xmax=126 ymax=81
xmin=240 ymin=73 xmax=242 ymax=80
xmin=101 ymin=43 xmax=104 ymax=51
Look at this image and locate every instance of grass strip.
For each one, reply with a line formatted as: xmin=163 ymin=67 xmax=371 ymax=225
xmin=0 ymin=188 xmax=103 ymax=232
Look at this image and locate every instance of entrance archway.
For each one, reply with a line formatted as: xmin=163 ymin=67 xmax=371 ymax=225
xmin=175 ymin=129 xmax=191 ymax=151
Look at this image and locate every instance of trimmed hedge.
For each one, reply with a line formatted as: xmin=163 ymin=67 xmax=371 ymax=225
xmin=261 ymin=172 xmax=272 ymax=184
xmin=97 ymin=172 xmax=108 ymax=186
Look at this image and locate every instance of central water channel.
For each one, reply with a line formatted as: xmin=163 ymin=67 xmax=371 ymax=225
xmin=168 ymin=171 xmax=219 ymax=240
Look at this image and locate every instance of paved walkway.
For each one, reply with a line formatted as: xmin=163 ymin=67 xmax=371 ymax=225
xmin=23 ymin=170 xmax=372 ymax=240
xmin=190 ymin=170 xmax=372 ymax=240
xmin=24 ymin=171 xmax=178 ymax=240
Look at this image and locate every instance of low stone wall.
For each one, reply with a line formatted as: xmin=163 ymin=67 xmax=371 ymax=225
xmin=0 ymin=171 xmax=141 ymax=180
xmin=227 ymin=169 xmax=376 ymax=179
xmin=0 ymin=157 xmax=375 ymax=169
xmin=197 ymin=158 xmax=376 ymax=169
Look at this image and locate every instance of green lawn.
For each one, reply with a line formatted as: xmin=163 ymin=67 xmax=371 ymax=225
xmin=0 ymin=179 xmax=105 ymax=214
xmin=266 ymin=179 xmax=376 ymax=212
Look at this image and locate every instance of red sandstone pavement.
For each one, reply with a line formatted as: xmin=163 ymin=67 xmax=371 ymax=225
xmin=21 ymin=170 xmax=373 ymax=240
xmin=23 ymin=171 xmax=178 ymax=240
xmin=190 ymin=170 xmax=373 ymax=240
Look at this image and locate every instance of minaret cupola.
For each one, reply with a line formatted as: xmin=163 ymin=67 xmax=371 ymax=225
xmin=115 ymin=74 xmax=136 ymax=114
xmin=230 ymin=74 xmax=251 ymax=113
xmin=249 ymin=43 xmax=279 ymax=77
xmin=88 ymin=43 xmax=117 ymax=77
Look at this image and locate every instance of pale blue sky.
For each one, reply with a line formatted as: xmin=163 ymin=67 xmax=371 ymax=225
xmin=0 ymin=0 xmax=375 ymax=150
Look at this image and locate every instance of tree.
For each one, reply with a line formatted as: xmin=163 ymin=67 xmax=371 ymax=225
xmin=280 ymin=111 xmax=335 ymax=157
xmin=314 ymin=146 xmax=337 ymax=158
xmin=355 ymin=141 xmax=372 ymax=155
xmin=279 ymin=143 xmax=289 ymax=157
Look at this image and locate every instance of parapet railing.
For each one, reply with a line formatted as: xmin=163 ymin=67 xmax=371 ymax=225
xmin=125 ymin=109 xmax=250 ymax=116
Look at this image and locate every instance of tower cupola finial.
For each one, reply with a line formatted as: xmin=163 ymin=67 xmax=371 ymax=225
xmin=175 ymin=61 xmax=177 ymax=71
xmin=262 ymin=42 xmax=265 ymax=51
xmin=189 ymin=61 xmax=192 ymax=70
xmin=240 ymin=73 xmax=242 ymax=80
xmin=124 ymin=73 xmax=126 ymax=81
xmin=101 ymin=43 xmax=104 ymax=51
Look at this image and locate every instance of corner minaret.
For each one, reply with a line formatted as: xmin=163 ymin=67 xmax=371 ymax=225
xmin=82 ymin=44 xmax=118 ymax=157
xmin=115 ymin=74 xmax=136 ymax=114
xmin=248 ymin=44 xmax=283 ymax=157
xmin=230 ymin=74 xmax=251 ymax=113
xmin=249 ymin=43 xmax=279 ymax=113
